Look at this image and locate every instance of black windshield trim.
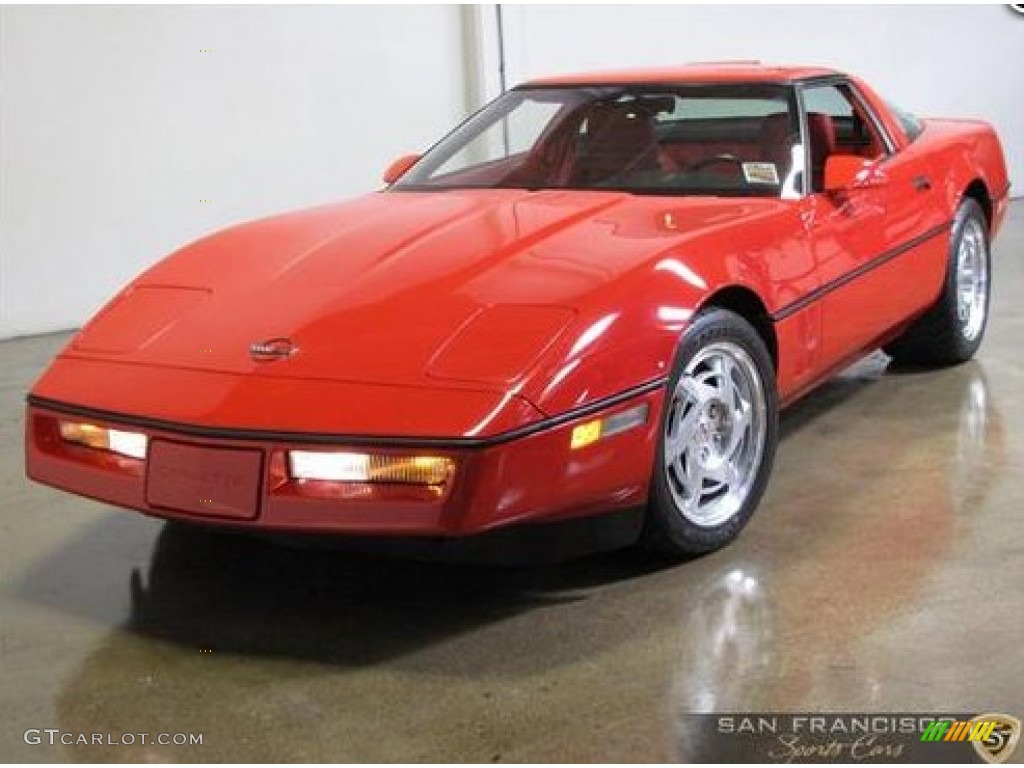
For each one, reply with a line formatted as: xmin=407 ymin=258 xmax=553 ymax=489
xmin=390 ymin=185 xmax=782 ymax=198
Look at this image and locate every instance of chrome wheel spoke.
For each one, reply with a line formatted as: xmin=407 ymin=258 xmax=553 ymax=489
xmin=665 ymin=404 xmax=699 ymax=464
xmin=683 ymin=373 xmax=719 ymax=404
xmin=724 ymin=401 xmax=751 ymax=460
xmin=709 ymin=354 xmax=730 ymax=390
xmin=680 ymin=452 xmax=705 ymax=503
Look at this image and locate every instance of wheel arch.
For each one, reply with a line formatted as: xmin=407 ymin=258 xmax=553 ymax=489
xmin=963 ymin=178 xmax=993 ymax=231
xmin=698 ymin=286 xmax=778 ymax=373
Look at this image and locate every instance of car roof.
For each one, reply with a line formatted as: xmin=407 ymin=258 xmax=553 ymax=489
xmin=521 ymin=63 xmax=841 ymax=87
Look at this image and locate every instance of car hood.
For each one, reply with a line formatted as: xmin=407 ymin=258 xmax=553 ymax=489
xmin=64 ymin=189 xmax=776 ymax=391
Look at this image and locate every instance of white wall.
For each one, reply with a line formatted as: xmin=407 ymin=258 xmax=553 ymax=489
xmin=500 ymin=4 xmax=1024 ymax=191
xmin=2 ymin=5 xmax=1022 ymax=340
xmin=0 ymin=5 xmax=470 ymax=338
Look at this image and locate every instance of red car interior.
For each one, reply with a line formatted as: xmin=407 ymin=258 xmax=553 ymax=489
xmin=569 ymin=103 xmax=679 ymax=184
xmin=502 ymin=108 xmax=848 ymax=190
xmin=806 ymin=112 xmax=838 ymax=189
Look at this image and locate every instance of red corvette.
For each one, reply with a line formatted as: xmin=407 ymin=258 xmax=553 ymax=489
xmin=26 ymin=64 xmax=1010 ymax=556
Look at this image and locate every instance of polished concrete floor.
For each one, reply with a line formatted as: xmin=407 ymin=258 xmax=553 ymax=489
xmin=2 ymin=203 xmax=1023 ymax=762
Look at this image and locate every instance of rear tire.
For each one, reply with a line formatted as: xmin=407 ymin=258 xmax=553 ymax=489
xmin=642 ymin=308 xmax=778 ymax=556
xmin=884 ymin=199 xmax=991 ymax=366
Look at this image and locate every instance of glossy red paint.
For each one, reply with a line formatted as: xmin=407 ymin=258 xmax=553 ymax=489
xmin=26 ymin=65 xmax=1010 ymax=540
xmin=382 ymin=153 xmax=421 ymax=185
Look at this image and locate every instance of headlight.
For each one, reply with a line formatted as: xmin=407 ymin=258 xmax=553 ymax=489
xmin=288 ymin=451 xmax=454 ymax=486
xmin=58 ymin=421 xmax=148 ymax=459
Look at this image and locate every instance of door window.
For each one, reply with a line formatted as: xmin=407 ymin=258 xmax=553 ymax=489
xmin=801 ymin=83 xmax=889 ymax=192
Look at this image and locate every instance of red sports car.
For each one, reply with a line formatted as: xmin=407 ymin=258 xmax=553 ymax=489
xmin=26 ymin=64 xmax=1010 ymax=557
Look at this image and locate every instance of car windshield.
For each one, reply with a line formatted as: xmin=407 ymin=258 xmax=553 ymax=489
xmin=394 ymin=84 xmax=805 ymax=198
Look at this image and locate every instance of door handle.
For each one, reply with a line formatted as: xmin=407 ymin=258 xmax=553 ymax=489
xmin=913 ymin=175 xmax=932 ymax=192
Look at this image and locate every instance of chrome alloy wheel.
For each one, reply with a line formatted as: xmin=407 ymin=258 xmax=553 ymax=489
xmin=956 ymin=217 xmax=989 ymax=342
xmin=662 ymin=341 xmax=768 ymax=527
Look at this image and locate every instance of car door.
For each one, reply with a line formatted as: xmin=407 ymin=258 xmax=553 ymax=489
xmin=797 ymin=80 xmax=891 ymax=370
xmin=800 ymin=78 xmax=954 ymax=373
xmin=874 ymin=124 xmax=952 ymax=321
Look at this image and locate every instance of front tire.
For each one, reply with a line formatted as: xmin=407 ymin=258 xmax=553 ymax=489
xmin=884 ymin=198 xmax=991 ymax=366
xmin=643 ymin=309 xmax=778 ymax=556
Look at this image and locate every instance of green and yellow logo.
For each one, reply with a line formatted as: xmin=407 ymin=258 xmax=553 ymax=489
xmin=921 ymin=713 xmax=1020 ymax=764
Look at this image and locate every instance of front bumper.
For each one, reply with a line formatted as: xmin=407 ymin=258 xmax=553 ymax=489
xmin=25 ymin=387 xmax=663 ymax=537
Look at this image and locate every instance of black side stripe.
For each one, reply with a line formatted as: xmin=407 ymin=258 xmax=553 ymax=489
xmin=26 ymin=377 xmax=668 ymax=451
xmin=771 ymin=220 xmax=952 ymax=322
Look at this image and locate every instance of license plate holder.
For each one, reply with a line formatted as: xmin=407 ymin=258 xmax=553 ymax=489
xmin=146 ymin=440 xmax=262 ymax=520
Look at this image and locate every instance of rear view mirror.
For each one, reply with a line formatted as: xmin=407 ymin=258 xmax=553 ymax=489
xmin=824 ymin=155 xmax=884 ymax=192
xmin=382 ymin=154 xmax=421 ymax=185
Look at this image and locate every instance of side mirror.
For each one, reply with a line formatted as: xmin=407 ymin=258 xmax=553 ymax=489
xmin=824 ymin=155 xmax=884 ymax=192
xmin=382 ymin=153 xmax=421 ymax=185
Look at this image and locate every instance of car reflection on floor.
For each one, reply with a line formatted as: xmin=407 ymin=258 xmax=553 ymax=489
xmin=673 ymin=359 xmax=1005 ymax=761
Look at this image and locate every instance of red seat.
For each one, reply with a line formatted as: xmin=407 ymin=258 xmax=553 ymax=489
xmin=759 ymin=111 xmax=836 ymax=192
xmin=806 ymin=112 xmax=837 ymax=191
xmin=760 ymin=112 xmax=795 ymax=179
xmin=571 ymin=103 xmax=675 ymax=185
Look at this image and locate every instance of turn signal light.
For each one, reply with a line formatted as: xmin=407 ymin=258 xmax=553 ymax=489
xmin=58 ymin=421 xmax=148 ymax=460
xmin=570 ymin=403 xmax=649 ymax=450
xmin=288 ymin=451 xmax=454 ymax=486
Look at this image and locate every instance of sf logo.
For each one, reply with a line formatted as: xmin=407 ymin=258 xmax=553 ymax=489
xmin=973 ymin=714 xmax=1021 ymax=765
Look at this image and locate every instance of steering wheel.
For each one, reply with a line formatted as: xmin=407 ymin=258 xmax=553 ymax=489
xmin=685 ymin=154 xmax=745 ymax=173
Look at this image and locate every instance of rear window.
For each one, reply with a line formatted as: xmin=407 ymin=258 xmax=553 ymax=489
xmin=660 ymin=97 xmax=788 ymax=120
